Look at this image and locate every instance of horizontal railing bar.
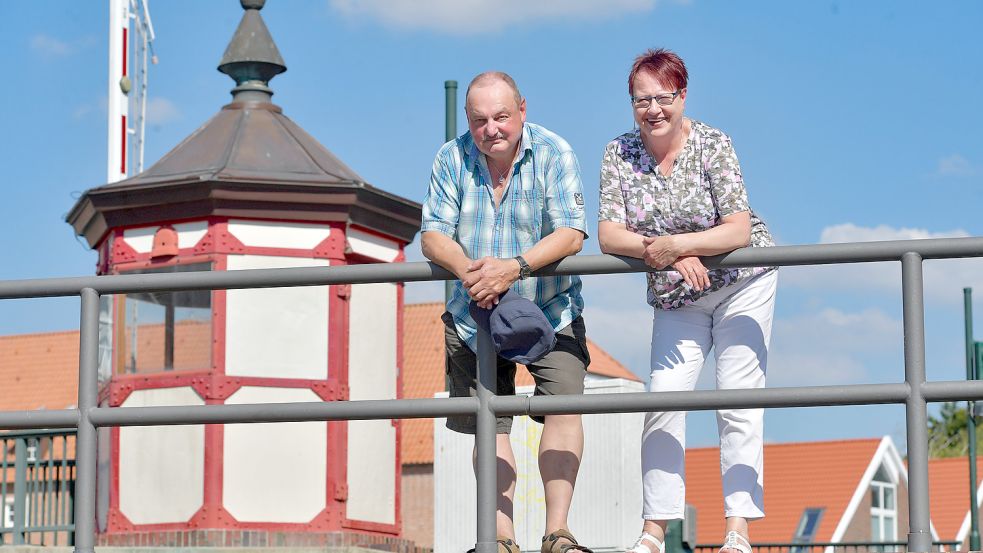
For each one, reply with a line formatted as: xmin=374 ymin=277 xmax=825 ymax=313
xmin=4 ymin=380 xmax=983 ymax=432
xmin=0 ymin=525 xmax=76 ymax=533
xmin=0 ymin=410 xmax=80 ymax=431
xmin=492 ymin=383 xmax=912 ymax=416
xmin=1 ymin=237 xmax=982 ymax=299
xmin=86 ymin=397 xmax=480 ymax=427
xmin=0 ymin=428 xmax=77 ymax=438
xmin=922 ymin=380 xmax=983 ymax=400
xmin=693 ymin=541 xmax=961 ymax=547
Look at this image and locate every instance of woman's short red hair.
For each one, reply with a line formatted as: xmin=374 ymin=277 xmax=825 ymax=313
xmin=628 ymin=48 xmax=688 ymax=96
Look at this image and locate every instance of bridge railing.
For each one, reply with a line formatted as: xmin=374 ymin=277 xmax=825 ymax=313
xmin=2 ymin=237 xmax=983 ymax=553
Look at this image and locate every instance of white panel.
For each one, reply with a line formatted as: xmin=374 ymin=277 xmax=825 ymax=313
xmin=434 ymin=378 xmax=645 ymax=553
xmin=227 ymin=219 xmax=332 ymax=249
xmin=223 ymin=387 xmax=326 ymax=522
xmin=348 ymin=228 xmax=400 ymax=262
xmin=225 ymin=255 xmax=329 ymax=378
xmin=122 ymin=226 xmax=156 ymax=253
xmin=119 ymin=387 xmax=204 ymax=524
xmin=175 ymin=221 xmax=208 ymax=248
xmin=346 ymin=283 xmax=398 ymax=524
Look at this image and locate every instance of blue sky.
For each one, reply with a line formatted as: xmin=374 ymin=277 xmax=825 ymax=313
xmin=2 ymin=0 xmax=982 ymax=449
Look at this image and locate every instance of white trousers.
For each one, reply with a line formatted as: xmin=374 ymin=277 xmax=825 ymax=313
xmin=641 ymin=270 xmax=777 ymax=521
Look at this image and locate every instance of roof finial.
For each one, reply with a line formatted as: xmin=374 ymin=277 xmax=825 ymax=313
xmin=218 ymin=0 xmax=286 ymax=102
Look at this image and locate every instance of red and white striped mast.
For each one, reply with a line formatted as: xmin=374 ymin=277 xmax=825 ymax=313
xmin=107 ymin=0 xmax=130 ymax=183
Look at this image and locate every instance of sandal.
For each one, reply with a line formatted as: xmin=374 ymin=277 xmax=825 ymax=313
xmin=719 ymin=531 xmax=752 ymax=553
xmin=467 ymin=536 xmax=520 ymax=553
xmin=627 ymin=532 xmax=664 ymax=553
xmin=542 ymin=529 xmax=593 ymax=553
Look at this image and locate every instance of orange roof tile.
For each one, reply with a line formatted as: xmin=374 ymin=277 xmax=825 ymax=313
xmin=0 ymin=330 xmax=81 ymax=412
xmin=927 ymin=456 xmax=983 ymax=540
xmin=686 ymin=438 xmax=882 ymax=544
xmin=401 ymin=302 xmax=640 ymax=465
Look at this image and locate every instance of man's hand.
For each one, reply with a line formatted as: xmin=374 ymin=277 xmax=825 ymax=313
xmin=462 ymin=256 xmax=521 ymax=309
xmin=672 ymin=256 xmax=710 ymax=291
xmin=642 ymin=235 xmax=682 ymax=269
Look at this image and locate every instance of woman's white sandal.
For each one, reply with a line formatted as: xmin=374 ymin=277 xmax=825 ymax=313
xmin=719 ymin=531 xmax=752 ymax=553
xmin=626 ymin=532 xmax=664 ymax=553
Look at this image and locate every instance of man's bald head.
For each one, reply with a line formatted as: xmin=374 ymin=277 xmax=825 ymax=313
xmin=465 ymin=71 xmax=523 ymax=110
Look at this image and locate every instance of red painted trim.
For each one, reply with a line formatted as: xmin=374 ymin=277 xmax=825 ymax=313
xmin=212 ymin=254 xmax=227 ymax=375
xmin=111 ymin=229 xmax=140 ymax=265
xmin=121 ymin=27 xmax=128 ymax=77
xmin=313 ymin=231 xmax=346 ymax=260
xmin=327 ymin=256 xmax=349 ymax=528
xmin=121 ymin=115 xmax=127 ymax=175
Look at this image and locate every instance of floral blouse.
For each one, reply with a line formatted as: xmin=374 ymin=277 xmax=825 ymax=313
xmin=598 ymin=119 xmax=775 ymax=309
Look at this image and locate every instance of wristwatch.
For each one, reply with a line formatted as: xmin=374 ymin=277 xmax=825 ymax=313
xmin=514 ymin=255 xmax=531 ymax=280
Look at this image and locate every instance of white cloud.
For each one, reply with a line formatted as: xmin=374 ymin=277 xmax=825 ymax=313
xmin=30 ymin=34 xmax=72 ymax=58
xmin=329 ymin=0 xmax=659 ymax=34
xmin=937 ymin=154 xmax=977 ymax=177
xmin=146 ymin=97 xmax=182 ymax=125
xmin=767 ymin=307 xmax=902 ymax=387
xmin=782 ymin=224 xmax=983 ymax=305
xmin=819 ymin=223 xmax=968 ymax=243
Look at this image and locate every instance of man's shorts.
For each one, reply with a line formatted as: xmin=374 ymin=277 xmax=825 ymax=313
xmin=442 ymin=311 xmax=590 ymax=435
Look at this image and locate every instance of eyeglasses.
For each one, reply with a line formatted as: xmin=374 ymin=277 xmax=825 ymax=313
xmin=631 ymin=90 xmax=682 ymax=109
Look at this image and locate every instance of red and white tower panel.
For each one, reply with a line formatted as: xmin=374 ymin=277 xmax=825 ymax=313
xmin=69 ymin=0 xmax=422 ymax=546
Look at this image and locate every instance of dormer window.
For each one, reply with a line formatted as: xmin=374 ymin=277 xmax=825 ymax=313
xmin=871 ymin=465 xmax=898 ymax=547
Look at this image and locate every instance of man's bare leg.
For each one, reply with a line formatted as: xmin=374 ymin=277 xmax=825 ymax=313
xmin=539 ymin=414 xmax=584 ymax=545
xmin=473 ymin=434 xmax=518 ymax=539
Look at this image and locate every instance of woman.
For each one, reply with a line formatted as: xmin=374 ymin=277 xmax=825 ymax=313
xmin=597 ymin=49 xmax=777 ymax=553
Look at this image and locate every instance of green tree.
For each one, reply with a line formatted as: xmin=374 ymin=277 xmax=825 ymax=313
xmin=928 ymin=402 xmax=983 ymax=458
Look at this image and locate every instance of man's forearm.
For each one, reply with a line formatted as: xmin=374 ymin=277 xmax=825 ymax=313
xmin=520 ymin=227 xmax=584 ymax=271
xmin=421 ymin=231 xmax=472 ymax=279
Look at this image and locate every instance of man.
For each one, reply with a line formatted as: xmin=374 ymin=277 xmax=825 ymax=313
xmin=421 ymin=71 xmax=591 ymax=553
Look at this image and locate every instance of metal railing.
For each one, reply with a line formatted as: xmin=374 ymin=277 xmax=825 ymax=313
xmin=2 ymin=237 xmax=983 ymax=553
xmin=0 ymin=429 xmax=76 ymax=545
xmin=693 ymin=541 xmax=962 ymax=553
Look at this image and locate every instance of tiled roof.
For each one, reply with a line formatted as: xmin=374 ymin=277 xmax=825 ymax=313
xmin=401 ymin=302 xmax=640 ymax=465
xmin=927 ymin=456 xmax=983 ymax=541
xmin=0 ymin=329 xmax=81 ymax=412
xmin=686 ymin=438 xmax=882 ymax=544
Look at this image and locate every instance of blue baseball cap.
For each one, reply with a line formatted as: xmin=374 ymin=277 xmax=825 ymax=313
xmin=469 ymin=290 xmax=557 ymax=365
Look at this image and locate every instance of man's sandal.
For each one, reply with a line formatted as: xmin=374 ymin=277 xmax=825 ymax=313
xmin=542 ymin=529 xmax=593 ymax=553
xmin=626 ymin=532 xmax=664 ymax=553
xmin=719 ymin=531 xmax=752 ymax=553
xmin=466 ymin=536 xmax=520 ymax=553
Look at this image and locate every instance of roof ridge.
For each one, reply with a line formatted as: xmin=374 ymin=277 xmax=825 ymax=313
xmin=0 ymin=328 xmax=80 ymax=340
xmin=686 ymin=436 xmax=883 ymax=452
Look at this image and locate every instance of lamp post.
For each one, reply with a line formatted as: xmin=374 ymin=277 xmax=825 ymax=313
xmin=964 ymin=287 xmax=980 ymax=551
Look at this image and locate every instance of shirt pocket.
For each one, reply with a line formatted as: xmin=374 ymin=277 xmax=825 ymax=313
xmin=510 ymin=188 xmax=543 ymax=242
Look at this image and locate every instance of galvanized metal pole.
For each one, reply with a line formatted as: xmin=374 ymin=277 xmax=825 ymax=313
xmin=443 ymin=79 xmax=458 ymax=306
xmin=902 ymin=253 xmax=932 ymax=553
xmin=12 ymin=438 xmax=27 ymax=544
xmin=965 ymin=287 xmax=981 ymax=551
xmin=474 ymin=328 xmax=498 ymax=553
xmin=73 ymin=288 xmax=100 ymax=553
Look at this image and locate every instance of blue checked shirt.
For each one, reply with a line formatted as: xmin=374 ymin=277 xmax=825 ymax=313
xmin=421 ymin=122 xmax=587 ymax=352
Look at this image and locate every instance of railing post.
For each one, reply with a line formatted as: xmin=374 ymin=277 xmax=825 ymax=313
xmin=73 ymin=288 xmax=99 ymax=553
xmin=474 ymin=328 xmax=498 ymax=553
xmin=963 ymin=287 xmax=980 ymax=551
xmin=12 ymin=437 xmax=27 ymax=544
xmin=902 ymin=253 xmax=932 ymax=552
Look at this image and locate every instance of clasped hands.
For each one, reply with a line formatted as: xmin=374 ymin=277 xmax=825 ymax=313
xmin=642 ymin=235 xmax=710 ymax=292
xmin=461 ymin=256 xmax=521 ymax=309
